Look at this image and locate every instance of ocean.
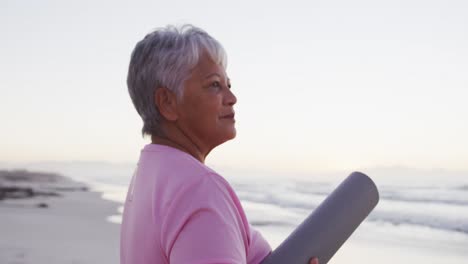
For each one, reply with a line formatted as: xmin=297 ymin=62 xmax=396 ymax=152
xmin=6 ymin=161 xmax=468 ymax=263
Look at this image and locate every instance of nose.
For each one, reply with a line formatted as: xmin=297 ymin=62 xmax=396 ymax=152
xmin=224 ymin=87 xmax=237 ymax=106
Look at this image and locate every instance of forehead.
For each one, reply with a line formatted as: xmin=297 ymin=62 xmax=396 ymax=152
xmin=190 ymin=52 xmax=226 ymax=79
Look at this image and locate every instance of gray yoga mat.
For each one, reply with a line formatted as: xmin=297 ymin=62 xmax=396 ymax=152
xmin=261 ymin=171 xmax=379 ymax=264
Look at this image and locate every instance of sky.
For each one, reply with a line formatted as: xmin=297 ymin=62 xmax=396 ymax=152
xmin=1 ymin=0 xmax=467 ymax=173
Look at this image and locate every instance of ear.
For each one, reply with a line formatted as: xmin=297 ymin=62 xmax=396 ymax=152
xmin=154 ymin=87 xmax=178 ymax=121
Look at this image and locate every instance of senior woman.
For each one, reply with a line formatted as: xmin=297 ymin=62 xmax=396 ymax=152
xmin=120 ymin=25 xmax=319 ymax=264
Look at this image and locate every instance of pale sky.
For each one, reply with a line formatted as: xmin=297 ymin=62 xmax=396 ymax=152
xmin=1 ymin=0 xmax=467 ymax=173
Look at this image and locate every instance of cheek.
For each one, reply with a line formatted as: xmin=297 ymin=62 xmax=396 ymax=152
xmin=187 ymin=97 xmax=221 ymax=128
xmin=199 ymin=94 xmax=222 ymax=113
xmin=203 ymin=101 xmax=223 ymax=126
xmin=202 ymin=100 xmax=226 ymax=137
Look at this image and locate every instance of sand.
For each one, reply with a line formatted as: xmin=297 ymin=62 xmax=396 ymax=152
xmin=0 ymin=170 xmax=121 ymax=264
xmin=2 ymin=169 xmax=467 ymax=264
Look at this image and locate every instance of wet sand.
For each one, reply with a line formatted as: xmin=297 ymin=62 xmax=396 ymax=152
xmin=0 ymin=170 xmax=121 ymax=263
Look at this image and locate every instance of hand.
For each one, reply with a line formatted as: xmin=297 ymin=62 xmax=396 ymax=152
xmin=309 ymin=257 xmax=319 ymax=264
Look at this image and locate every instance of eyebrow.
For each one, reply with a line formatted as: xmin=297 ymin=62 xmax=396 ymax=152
xmin=204 ymin=73 xmax=230 ymax=83
xmin=204 ymin=73 xmax=222 ymax=79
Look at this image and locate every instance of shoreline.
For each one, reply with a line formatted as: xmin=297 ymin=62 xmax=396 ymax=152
xmin=2 ymin=168 xmax=467 ymax=264
xmin=0 ymin=169 xmax=121 ymax=263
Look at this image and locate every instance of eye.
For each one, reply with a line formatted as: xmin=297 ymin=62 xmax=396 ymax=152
xmin=209 ymin=81 xmax=222 ymax=90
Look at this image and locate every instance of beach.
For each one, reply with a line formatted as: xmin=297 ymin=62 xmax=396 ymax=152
xmin=0 ymin=170 xmax=121 ymax=264
xmin=1 ymin=165 xmax=467 ymax=264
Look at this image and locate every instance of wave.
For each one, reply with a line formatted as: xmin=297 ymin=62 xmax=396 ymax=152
xmin=234 ymin=181 xmax=468 ymax=207
xmin=245 ymin=198 xmax=468 ymax=235
xmin=233 ymin=181 xmax=468 ymax=236
xmin=366 ymin=212 xmax=468 ymax=235
xmin=378 ymin=192 xmax=468 ymax=206
xmin=250 ymin=220 xmax=295 ymax=227
xmin=15 ymin=162 xmax=468 ymax=237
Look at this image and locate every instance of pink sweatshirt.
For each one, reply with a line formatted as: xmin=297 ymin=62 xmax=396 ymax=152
xmin=120 ymin=144 xmax=272 ymax=264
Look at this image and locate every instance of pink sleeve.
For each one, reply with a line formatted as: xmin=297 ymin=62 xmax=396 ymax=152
xmin=163 ymin=175 xmax=248 ymax=264
xmin=247 ymin=228 xmax=271 ymax=263
xmin=170 ymin=208 xmax=246 ymax=264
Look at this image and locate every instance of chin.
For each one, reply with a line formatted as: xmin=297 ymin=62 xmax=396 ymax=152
xmin=218 ymin=129 xmax=236 ymax=145
xmin=227 ymin=128 xmax=237 ymax=140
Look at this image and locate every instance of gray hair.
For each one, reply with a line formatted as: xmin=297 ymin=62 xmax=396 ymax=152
xmin=127 ymin=24 xmax=228 ymax=137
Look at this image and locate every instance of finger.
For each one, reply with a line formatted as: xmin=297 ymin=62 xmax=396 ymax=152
xmin=309 ymin=257 xmax=319 ymax=264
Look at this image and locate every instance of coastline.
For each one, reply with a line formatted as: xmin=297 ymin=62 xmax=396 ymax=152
xmin=0 ymin=169 xmax=121 ymax=263
xmin=1 ymin=167 xmax=467 ymax=264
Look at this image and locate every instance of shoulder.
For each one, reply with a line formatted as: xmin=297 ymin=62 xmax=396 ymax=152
xmin=160 ymin=172 xmax=248 ymax=256
xmin=139 ymin=144 xmax=217 ymax=185
xmin=167 ymin=171 xmax=237 ymax=214
xmin=144 ymin=144 xmax=237 ymax=194
xmin=159 ymin=162 xmax=244 ymax=231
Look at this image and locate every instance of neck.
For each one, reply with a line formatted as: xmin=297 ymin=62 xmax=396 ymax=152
xmin=151 ymin=125 xmax=209 ymax=163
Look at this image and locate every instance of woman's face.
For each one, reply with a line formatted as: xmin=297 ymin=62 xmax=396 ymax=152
xmin=176 ymin=52 xmax=237 ymax=150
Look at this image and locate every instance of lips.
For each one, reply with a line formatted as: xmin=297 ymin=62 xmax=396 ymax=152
xmin=220 ymin=113 xmax=235 ymax=119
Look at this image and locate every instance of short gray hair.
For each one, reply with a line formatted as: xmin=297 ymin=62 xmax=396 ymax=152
xmin=127 ymin=24 xmax=228 ymax=137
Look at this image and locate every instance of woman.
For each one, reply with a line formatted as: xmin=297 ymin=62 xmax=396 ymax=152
xmin=120 ymin=24 xmax=319 ymax=264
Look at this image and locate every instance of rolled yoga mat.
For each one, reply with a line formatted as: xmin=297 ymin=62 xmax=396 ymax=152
xmin=261 ymin=171 xmax=379 ymax=264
